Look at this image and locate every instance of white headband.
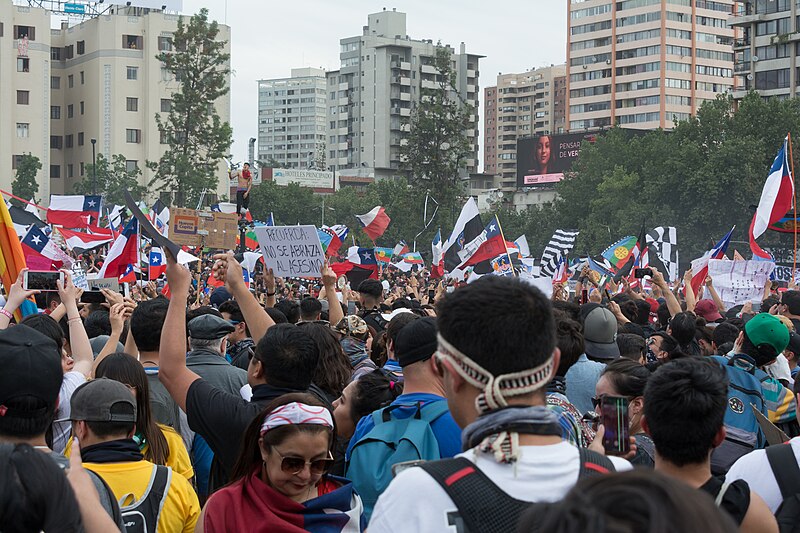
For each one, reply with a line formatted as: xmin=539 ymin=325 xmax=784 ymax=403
xmin=260 ymin=402 xmax=334 ymax=435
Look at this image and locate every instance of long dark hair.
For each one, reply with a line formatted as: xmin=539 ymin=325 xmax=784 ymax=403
xmin=296 ymin=323 xmax=351 ymax=399
xmin=229 ymin=393 xmax=334 ymax=484
xmin=0 ymin=443 xmax=83 ymax=532
xmin=349 ymin=370 xmax=403 ymax=426
xmin=95 ymin=353 xmax=169 ymax=465
xmin=600 ymin=358 xmax=650 ymax=398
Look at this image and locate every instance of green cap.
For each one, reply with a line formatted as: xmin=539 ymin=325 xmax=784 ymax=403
xmin=744 ymin=313 xmax=790 ymax=355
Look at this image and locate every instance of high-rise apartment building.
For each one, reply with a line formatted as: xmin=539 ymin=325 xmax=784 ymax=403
xmin=731 ymin=0 xmax=797 ymax=99
xmin=257 ymin=68 xmax=328 ymax=169
xmin=0 ymin=0 xmax=231 ymax=200
xmin=566 ymin=0 xmax=737 ymax=132
xmin=327 ymin=8 xmax=482 ymax=180
xmin=483 ymin=65 xmax=567 ymax=191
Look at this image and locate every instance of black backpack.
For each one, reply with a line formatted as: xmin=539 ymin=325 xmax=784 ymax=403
xmin=766 ymin=443 xmax=800 ymax=533
xmin=420 ymin=448 xmax=615 ymax=533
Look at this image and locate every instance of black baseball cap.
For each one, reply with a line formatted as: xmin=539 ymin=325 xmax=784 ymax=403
xmin=396 ymin=316 xmax=437 ymax=368
xmin=70 ymin=378 xmax=136 ymax=423
xmin=0 ymin=325 xmax=63 ymax=419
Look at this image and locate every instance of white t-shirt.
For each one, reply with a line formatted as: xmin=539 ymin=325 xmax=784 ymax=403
xmin=368 ymin=441 xmax=632 ymax=533
xmin=52 ymin=371 xmax=87 ymax=454
xmin=726 ymin=436 xmax=800 ymax=513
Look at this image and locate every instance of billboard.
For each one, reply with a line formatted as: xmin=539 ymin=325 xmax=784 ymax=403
xmin=516 ymin=132 xmax=597 ymax=188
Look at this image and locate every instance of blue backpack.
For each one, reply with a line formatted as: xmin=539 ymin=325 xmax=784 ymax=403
xmin=710 ymin=354 xmax=768 ymax=475
xmin=346 ymin=400 xmax=451 ymax=521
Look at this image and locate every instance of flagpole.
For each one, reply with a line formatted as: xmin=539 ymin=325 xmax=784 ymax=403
xmin=790 ymin=132 xmax=797 ymax=281
xmin=495 ymin=216 xmax=517 ymax=277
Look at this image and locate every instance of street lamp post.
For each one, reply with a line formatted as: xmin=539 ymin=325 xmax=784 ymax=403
xmin=90 ymin=138 xmax=97 ymax=194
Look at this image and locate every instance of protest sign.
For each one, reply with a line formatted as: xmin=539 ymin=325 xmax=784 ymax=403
xmin=169 ymin=208 xmax=237 ymax=250
xmin=253 ymin=225 xmax=324 ymax=278
xmin=518 ymin=272 xmax=554 ymax=298
xmin=707 ymin=259 xmax=775 ymax=308
xmin=71 ymin=263 xmax=89 ymax=290
xmin=88 ymin=277 xmax=120 ymax=292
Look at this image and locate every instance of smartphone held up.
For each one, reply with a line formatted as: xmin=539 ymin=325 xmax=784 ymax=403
xmin=600 ymin=395 xmax=631 ymax=455
xmin=23 ymin=271 xmax=64 ymax=292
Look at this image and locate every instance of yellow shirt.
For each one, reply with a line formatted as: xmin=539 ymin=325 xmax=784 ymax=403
xmin=65 ymin=424 xmax=193 ymax=483
xmin=84 ymin=459 xmax=200 ymax=533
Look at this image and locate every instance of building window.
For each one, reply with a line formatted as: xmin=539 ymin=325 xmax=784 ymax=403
xmin=13 ymin=25 xmax=35 ymax=40
xmin=127 ymin=97 xmax=138 ymax=112
xmin=50 ymin=135 xmax=63 ymax=149
xmin=12 ymin=155 xmax=24 ymax=170
xmin=125 ymin=160 xmax=138 ymax=172
xmin=67 ymin=104 xmax=74 ymax=118
xmin=80 ymin=101 xmax=85 ymax=115
xmin=158 ymin=36 xmax=173 ymax=51
xmin=126 ymin=129 xmax=142 ymax=143
xmin=127 ymin=66 xmax=138 ymax=80
xmin=64 ymin=44 xmax=74 ymax=59
xmin=123 ymin=35 xmax=143 ymax=49
xmin=50 ymin=165 xmax=60 ymax=179
xmin=51 ymin=106 xmax=61 ymax=119
xmin=80 ymin=71 xmax=84 ymax=84
xmin=160 ymin=98 xmax=171 ymax=112
xmin=77 ymin=40 xmax=85 ymax=55
xmin=78 ymin=132 xmax=84 ymax=146
xmin=51 ymin=47 xmax=62 ymax=60
xmin=65 ymin=135 xmax=73 ymax=148
xmin=16 ymin=91 xmax=29 ymax=105
xmin=67 ymin=164 xmax=74 ymax=178
xmin=17 ymin=58 xmax=29 ymax=72
xmin=80 ymin=162 xmax=84 ymax=176
xmin=68 ymin=74 xmax=74 ymax=88
xmin=16 ymin=123 xmax=29 ymax=138
xmin=51 ymin=76 xmax=60 ymax=89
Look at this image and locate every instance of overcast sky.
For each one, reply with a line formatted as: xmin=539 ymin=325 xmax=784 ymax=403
xmin=183 ymin=0 xmax=568 ymax=169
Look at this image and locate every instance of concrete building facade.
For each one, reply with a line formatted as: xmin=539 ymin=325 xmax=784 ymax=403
xmin=731 ymin=0 xmax=800 ymax=99
xmin=327 ymin=8 xmax=482 ymax=181
xmin=257 ymin=67 xmax=328 ymax=170
xmin=482 ymin=65 xmax=567 ymax=192
xmin=566 ymin=0 xmax=737 ymax=132
xmin=0 ymin=0 xmax=231 ymax=202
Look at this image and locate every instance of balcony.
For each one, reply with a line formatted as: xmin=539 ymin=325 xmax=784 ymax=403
xmin=400 ymin=107 xmax=410 ymax=117
xmin=338 ymin=97 xmax=349 ymax=106
xmin=467 ymin=69 xmax=476 ymax=77
xmin=734 ymin=61 xmax=751 ymax=74
xmin=338 ymin=82 xmax=349 ymax=91
xmin=421 ymin=79 xmax=438 ymax=90
xmin=400 ymin=92 xmax=411 ymax=101
xmin=391 ymin=60 xmax=411 ymax=70
xmin=728 ymin=10 xmax=764 ymax=27
xmin=733 ymin=38 xmax=750 ymax=49
xmin=467 ymin=84 xmax=476 ymax=93
xmin=421 ymin=64 xmax=438 ymax=74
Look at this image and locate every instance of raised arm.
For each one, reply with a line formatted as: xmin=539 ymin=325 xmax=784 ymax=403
xmin=322 ymin=263 xmax=343 ymax=326
xmin=212 ymin=252 xmax=274 ymax=342
xmin=652 ymin=268 xmax=682 ymax=318
xmin=58 ymin=271 xmax=93 ymax=378
xmin=0 ymin=269 xmax=39 ymax=329
xmin=683 ymin=268 xmax=697 ymax=312
xmin=705 ymin=275 xmax=726 ymax=314
xmin=263 ymin=267 xmax=277 ymax=309
xmin=92 ymin=303 xmax=126 ymax=375
xmin=158 ymin=254 xmax=200 ymax=411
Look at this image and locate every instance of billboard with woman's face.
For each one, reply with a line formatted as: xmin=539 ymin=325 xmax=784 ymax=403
xmin=516 ymin=132 xmax=597 ymax=187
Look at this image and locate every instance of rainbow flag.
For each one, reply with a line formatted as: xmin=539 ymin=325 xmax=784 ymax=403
xmin=375 ymin=247 xmax=394 ymax=263
xmin=601 ymin=235 xmax=637 ymax=270
xmin=0 ymin=200 xmax=37 ymax=321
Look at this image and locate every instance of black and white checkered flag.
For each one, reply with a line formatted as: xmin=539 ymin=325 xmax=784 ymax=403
xmin=540 ymin=229 xmax=579 ymax=277
xmin=646 ymin=226 xmax=678 ymax=282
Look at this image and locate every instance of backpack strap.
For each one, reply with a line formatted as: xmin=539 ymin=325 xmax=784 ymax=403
xmin=420 ymin=457 xmax=529 ymax=533
xmin=766 ymin=443 xmax=800 ymax=500
xmin=577 ymin=447 xmax=616 ymax=478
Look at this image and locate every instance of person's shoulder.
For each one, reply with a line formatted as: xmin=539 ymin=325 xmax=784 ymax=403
xmin=607 ymin=456 xmax=634 ymax=472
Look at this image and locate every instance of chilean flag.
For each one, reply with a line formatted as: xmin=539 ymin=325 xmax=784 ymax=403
xmin=456 ymin=216 xmax=508 ymax=269
xmin=690 ymin=226 xmax=735 ymax=296
xmin=149 ymin=247 xmax=166 ymax=280
xmin=21 ymin=226 xmax=68 ymax=268
xmin=47 ymin=195 xmax=102 ymax=228
xmin=331 ymin=247 xmax=379 ymax=285
xmin=98 ymin=217 xmax=138 ymax=278
xmin=57 ymin=227 xmax=113 ymax=252
xmin=119 ymin=263 xmax=136 ymax=283
xmin=355 ymin=206 xmax=390 ymax=241
xmin=750 ymin=136 xmax=795 ymax=259
xmin=431 ymin=229 xmax=444 ymax=279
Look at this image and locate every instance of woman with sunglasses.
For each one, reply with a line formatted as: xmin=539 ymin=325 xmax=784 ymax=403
xmin=200 ymin=393 xmax=365 ymax=532
xmin=593 ymin=358 xmax=655 ymax=468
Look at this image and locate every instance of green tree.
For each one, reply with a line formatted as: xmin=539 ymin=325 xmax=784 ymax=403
xmin=147 ymin=8 xmax=232 ymax=207
xmin=73 ymin=154 xmax=147 ymax=205
xmin=401 ymin=44 xmax=475 ymax=228
xmin=11 ymin=154 xmax=42 ymax=207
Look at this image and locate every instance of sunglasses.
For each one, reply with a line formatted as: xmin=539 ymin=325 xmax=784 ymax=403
xmin=273 ymin=449 xmax=334 ymax=475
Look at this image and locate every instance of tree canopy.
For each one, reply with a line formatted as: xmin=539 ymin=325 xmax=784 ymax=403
xmin=74 ymin=154 xmax=147 ymax=205
xmin=11 ymin=154 xmax=41 ymax=207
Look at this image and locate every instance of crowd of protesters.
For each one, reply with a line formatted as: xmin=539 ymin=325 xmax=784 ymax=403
xmin=5 ymin=247 xmax=800 ymax=532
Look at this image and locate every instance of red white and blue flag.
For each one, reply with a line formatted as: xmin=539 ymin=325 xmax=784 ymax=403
xmin=119 ymin=263 xmax=136 ymax=283
xmin=456 ymin=215 xmax=508 ymax=269
xmin=431 ymin=228 xmax=444 ymax=279
xmin=750 ymin=136 xmax=794 ymax=259
xmin=21 ymin=225 xmax=70 ymax=268
xmin=330 ymin=246 xmax=379 ymax=285
xmin=98 ymin=217 xmax=138 ymax=278
xmin=149 ymin=247 xmax=166 ymax=280
xmin=57 ymin=227 xmax=113 ymax=252
xmin=355 ymin=206 xmax=390 ymax=241
xmin=47 ymin=195 xmax=102 ymax=228
xmin=691 ymin=226 xmax=735 ymax=296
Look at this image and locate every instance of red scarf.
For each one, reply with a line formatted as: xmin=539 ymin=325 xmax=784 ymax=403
xmin=203 ymin=468 xmax=343 ymax=532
